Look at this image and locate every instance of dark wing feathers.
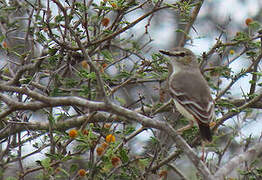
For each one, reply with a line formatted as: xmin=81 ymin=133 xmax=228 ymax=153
xmin=169 ymin=71 xmax=215 ymax=125
xmin=169 ymin=71 xmax=215 ymax=141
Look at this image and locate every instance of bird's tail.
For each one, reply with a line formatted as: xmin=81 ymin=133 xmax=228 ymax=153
xmin=198 ymin=124 xmax=212 ymax=142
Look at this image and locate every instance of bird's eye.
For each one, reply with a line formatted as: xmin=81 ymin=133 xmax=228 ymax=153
xmin=179 ymin=52 xmax=186 ymax=57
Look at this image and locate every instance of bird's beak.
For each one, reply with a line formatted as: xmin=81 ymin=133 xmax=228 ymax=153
xmin=159 ymin=50 xmax=181 ymax=56
xmin=159 ymin=50 xmax=172 ymax=56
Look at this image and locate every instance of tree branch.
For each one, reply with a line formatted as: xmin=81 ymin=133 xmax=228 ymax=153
xmin=108 ymin=102 xmax=215 ymax=179
xmin=214 ymin=142 xmax=262 ymax=179
xmin=178 ymin=0 xmax=204 ymax=47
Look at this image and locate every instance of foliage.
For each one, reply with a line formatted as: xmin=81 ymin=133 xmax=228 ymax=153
xmin=0 ymin=0 xmax=262 ymax=180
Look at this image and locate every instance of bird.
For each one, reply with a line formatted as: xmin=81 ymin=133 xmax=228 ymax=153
xmin=159 ymin=47 xmax=215 ymax=142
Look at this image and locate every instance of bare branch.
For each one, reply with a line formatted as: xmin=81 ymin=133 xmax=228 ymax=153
xmin=214 ymin=142 xmax=262 ymax=179
xmin=178 ymin=0 xmax=204 ymax=47
xmin=108 ymin=103 xmax=215 ymax=179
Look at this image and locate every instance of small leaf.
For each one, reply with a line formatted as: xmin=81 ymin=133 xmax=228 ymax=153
xmin=55 ymin=15 xmax=64 ymax=23
xmin=40 ymin=158 xmax=51 ymax=169
xmin=0 ymin=35 xmax=5 ymax=43
xmin=119 ymin=148 xmax=129 ymax=163
xmin=58 ymin=168 xmax=70 ymax=177
xmin=69 ymin=164 xmax=78 ymax=173
xmin=5 ymin=177 xmax=17 ymax=180
xmin=101 ymin=50 xmax=113 ymax=62
xmin=115 ymin=96 xmax=126 ymax=106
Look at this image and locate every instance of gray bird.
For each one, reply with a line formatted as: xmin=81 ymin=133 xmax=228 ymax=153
xmin=160 ymin=47 xmax=215 ymax=141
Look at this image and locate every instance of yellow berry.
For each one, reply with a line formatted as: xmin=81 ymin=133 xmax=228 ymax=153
xmin=209 ymin=122 xmax=216 ymax=128
xmin=229 ymin=49 xmax=235 ymax=55
xmin=101 ymin=142 xmax=108 ymax=149
xmin=81 ymin=60 xmax=89 ymax=69
xmin=96 ymin=146 xmax=105 ymax=156
xmin=111 ymin=3 xmax=117 ymax=8
xmin=101 ymin=17 xmax=110 ymax=27
xmin=100 ymin=63 xmax=108 ymax=73
xmin=78 ymin=169 xmax=87 ymax=177
xmin=68 ymin=129 xmax=78 ymax=139
xmin=245 ymin=18 xmax=253 ymax=26
xmin=82 ymin=129 xmax=89 ymax=135
xmin=159 ymin=170 xmax=168 ymax=178
xmin=236 ymin=32 xmax=241 ymax=36
xmin=105 ymin=134 xmax=115 ymax=143
xmin=111 ymin=156 xmax=121 ymax=167
xmin=2 ymin=41 xmax=8 ymax=49
xmin=104 ymin=123 xmax=111 ymax=129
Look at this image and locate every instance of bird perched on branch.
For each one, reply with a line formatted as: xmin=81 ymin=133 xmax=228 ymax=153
xmin=160 ymin=47 xmax=215 ymax=142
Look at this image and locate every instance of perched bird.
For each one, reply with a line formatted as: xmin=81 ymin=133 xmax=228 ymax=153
xmin=160 ymin=47 xmax=215 ymax=142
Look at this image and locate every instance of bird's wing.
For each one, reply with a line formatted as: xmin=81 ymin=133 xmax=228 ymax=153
xmin=169 ymin=72 xmax=215 ymax=125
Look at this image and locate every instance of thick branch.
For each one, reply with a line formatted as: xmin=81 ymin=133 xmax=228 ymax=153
xmin=0 ymin=113 xmax=116 ymax=140
xmin=0 ymin=85 xmax=105 ymax=110
xmin=108 ymin=103 xmax=214 ymax=179
xmin=214 ymin=142 xmax=262 ymax=179
xmin=214 ymin=91 xmax=262 ymax=130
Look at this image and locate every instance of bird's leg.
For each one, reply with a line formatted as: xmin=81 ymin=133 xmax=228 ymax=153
xmin=201 ymin=141 xmax=205 ymax=161
xmin=176 ymin=120 xmax=194 ymax=134
xmin=201 ymin=141 xmax=209 ymax=162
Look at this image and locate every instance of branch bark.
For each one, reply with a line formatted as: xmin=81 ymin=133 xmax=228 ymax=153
xmin=214 ymin=142 xmax=262 ymax=179
xmin=108 ymin=102 xmax=215 ymax=179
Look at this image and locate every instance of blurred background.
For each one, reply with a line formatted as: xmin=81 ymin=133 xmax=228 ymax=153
xmin=0 ymin=0 xmax=262 ymax=179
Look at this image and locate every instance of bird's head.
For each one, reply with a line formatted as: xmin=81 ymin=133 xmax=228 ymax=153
xmin=159 ymin=47 xmax=198 ymax=73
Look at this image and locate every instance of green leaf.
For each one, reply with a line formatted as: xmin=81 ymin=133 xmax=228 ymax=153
xmin=50 ymin=87 xmax=64 ymax=96
xmin=80 ymin=85 xmax=90 ymax=97
xmin=48 ymin=55 xmax=59 ymax=66
xmin=1 ymin=7 xmax=17 ymax=11
xmin=249 ymin=80 xmax=256 ymax=85
xmin=79 ymin=70 xmax=96 ymax=79
xmin=5 ymin=177 xmax=17 ymax=180
xmin=124 ymin=126 xmax=135 ymax=135
xmin=246 ymin=51 xmax=257 ymax=57
xmin=0 ymin=35 xmax=5 ymax=43
xmin=149 ymin=136 xmax=159 ymax=145
xmin=88 ymin=26 xmax=94 ymax=31
xmin=48 ymin=114 xmax=56 ymax=126
xmin=232 ymin=32 xmax=249 ymax=42
xmin=116 ymin=71 xmax=132 ymax=78
xmin=115 ymin=96 xmax=126 ymax=106
xmin=40 ymin=157 xmax=51 ymax=169
xmin=58 ymin=168 xmax=70 ymax=177
xmin=163 ymin=3 xmax=178 ymax=9
xmin=64 ymin=78 xmax=78 ymax=88
xmin=69 ymin=164 xmax=78 ymax=173
xmin=75 ymin=2 xmax=87 ymax=12
xmin=119 ymin=148 xmax=129 ymax=163
xmin=230 ymin=108 xmax=240 ymax=113
xmin=45 ymin=153 xmax=60 ymax=160
xmin=35 ymin=32 xmax=47 ymax=44
xmin=248 ymin=21 xmax=261 ymax=31
xmin=55 ymin=15 xmax=64 ymax=23
xmin=101 ymin=50 xmax=113 ymax=62
xmin=20 ymin=76 xmax=33 ymax=84
xmin=251 ymin=72 xmax=262 ymax=76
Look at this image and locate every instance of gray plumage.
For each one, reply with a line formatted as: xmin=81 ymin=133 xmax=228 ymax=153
xmin=160 ymin=47 xmax=215 ymax=141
